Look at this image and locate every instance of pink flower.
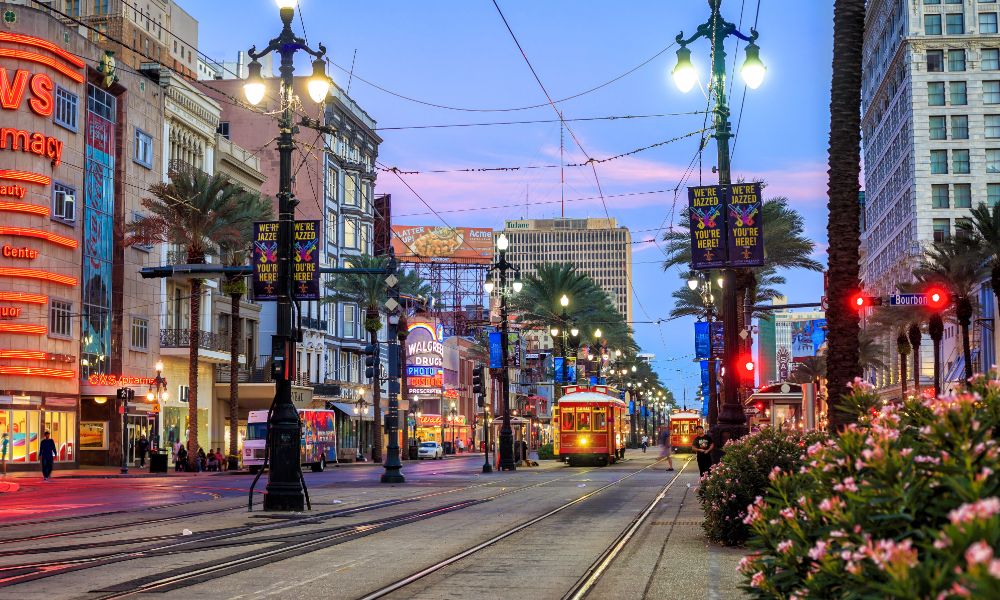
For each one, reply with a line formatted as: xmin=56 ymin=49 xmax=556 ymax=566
xmin=949 ymin=498 xmax=1000 ymax=525
xmin=769 ymin=466 xmax=783 ymax=481
xmin=777 ymin=540 xmax=794 ymax=554
xmin=965 ymin=541 xmax=994 ymax=565
xmin=819 ymin=496 xmax=844 ymax=512
xmin=934 ymin=534 xmax=952 ymax=550
xmin=750 ymin=571 xmax=765 ymax=588
xmin=866 ymin=539 xmax=918 ymax=570
xmin=738 ymin=555 xmax=755 ymax=572
xmin=780 ymin=507 xmax=797 ymax=520
xmin=808 ymin=540 xmax=828 ymax=561
xmin=989 ymin=559 xmax=1000 ymax=579
xmin=834 ymin=477 xmax=859 ymax=493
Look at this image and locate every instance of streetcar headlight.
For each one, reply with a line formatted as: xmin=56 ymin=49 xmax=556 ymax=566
xmin=682 ymin=436 xmax=688 ymax=443
xmin=580 ymin=437 xmax=588 ymax=446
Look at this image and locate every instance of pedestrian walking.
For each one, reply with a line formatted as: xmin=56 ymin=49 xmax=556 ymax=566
xmin=1 ymin=432 xmax=8 ymax=475
xmin=658 ymin=427 xmax=674 ymax=471
xmin=457 ymin=438 xmax=465 ymax=453
xmin=39 ymin=431 xmax=56 ymax=480
xmin=691 ymin=426 xmax=715 ymax=477
xmin=641 ymin=434 xmax=649 ymax=453
xmin=136 ymin=435 xmax=149 ymax=468
xmin=215 ymin=449 xmax=225 ymax=471
xmin=176 ymin=445 xmax=188 ymax=472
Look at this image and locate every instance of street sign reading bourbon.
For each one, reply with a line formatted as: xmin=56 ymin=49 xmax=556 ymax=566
xmin=688 ymin=182 xmax=765 ymax=269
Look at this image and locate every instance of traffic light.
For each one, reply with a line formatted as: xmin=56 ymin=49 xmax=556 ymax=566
xmin=850 ymin=292 xmax=882 ymax=311
xmin=742 ymin=356 xmax=755 ymax=384
xmin=925 ymin=286 xmax=950 ymax=312
xmin=364 ymin=344 xmax=379 ymax=380
xmin=472 ymin=364 xmax=485 ymax=407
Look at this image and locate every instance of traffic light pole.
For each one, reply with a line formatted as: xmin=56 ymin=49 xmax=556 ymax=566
xmin=382 ymin=259 xmax=404 ymax=484
xmin=473 ymin=364 xmax=491 ymax=473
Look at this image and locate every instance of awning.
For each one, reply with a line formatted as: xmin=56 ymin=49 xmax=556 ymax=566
xmin=328 ymin=402 xmax=373 ymax=421
xmin=945 ymin=356 xmax=966 ymax=383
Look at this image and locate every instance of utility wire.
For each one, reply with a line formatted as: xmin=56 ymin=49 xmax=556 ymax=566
xmin=375 ymin=111 xmax=705 ymax=131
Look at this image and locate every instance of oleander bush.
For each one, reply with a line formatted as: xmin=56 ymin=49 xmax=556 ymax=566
xmin=698 ymin=426 xmax=827 ymax=546
xmin=537 ymin=442 xmax=555 ymax=460
xmin=739 ymin=376 xmax=1000 ymax=599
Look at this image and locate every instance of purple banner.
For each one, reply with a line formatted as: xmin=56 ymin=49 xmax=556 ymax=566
xmin=252 ymin=222 xmax=278 ymax=301
xmin=688 ymin=185 xmax=727 ymax=270
xmin=726 ymin=182 xmax=764 ymax=267
xmin=292 ymin=220 xmax=320 ymax=301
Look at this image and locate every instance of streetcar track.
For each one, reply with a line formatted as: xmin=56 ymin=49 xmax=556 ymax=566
xmin=358 ymin=458 xmax=668 ymax=600
xmin=0 ymin=467 xmax=596 ymax=591
xmin=563 ymin=457 xmax=693 ymax=600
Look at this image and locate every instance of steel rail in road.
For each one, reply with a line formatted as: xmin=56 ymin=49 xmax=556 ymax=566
xmin=0 ymin=467 xmax=596 ymax=593
xmin=562 ymin=457 xmax=693 ymax=600
xmin=358 ymin=457 xmax=675 ymax=600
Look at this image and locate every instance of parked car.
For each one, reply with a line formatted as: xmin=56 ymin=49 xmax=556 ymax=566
xmin=417 ymin=441 xmax=444 ymax=460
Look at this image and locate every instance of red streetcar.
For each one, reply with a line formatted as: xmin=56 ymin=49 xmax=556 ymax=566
xmin=668 ymin=410 xmax=705 ymax=451
xmin=553 ymin=385 xmax=628 ymax=466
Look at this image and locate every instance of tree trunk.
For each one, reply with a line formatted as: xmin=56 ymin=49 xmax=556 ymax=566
xmin=367 ymin=308 xmax=382 ymax=464
xmin=958 ymin=298 xmax=974 ymax=382
xmin=825 ymin=0 xmax=866 ymax=432
xmin=897 ymin=331 xmax=908 ymax=398
xmin=228 ymin=287 xmax=242 ymax=470
xmin=929 ymin=313 xmax=944 ymax=397
xmin=188 ymin=277 xmax=202 ymax=470
xmin=909 ymin=323 xmax=922 ymax=396
xmin=992 ymin=262 xmax=1000 ymax=321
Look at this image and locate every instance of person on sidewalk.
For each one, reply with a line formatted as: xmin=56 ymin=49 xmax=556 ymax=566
xmin=39 ymin=431 xmax=56 ymax=481
xmin=1 ymin=433 xmax=8 ymax=475
xmin=691 ymin=426 xmax=715 ymax=477
xmin=457 ymin=438 xmax=465 ymax=453
xmin=176 ymin=445 xmax=188 ymax=472
xmin=136 ymin=435 xmax=149 ymax=469
xmin=206 ymin=449 xmax=218 ymax=472
xmin=641 ymin=435 xmax=649 ymax=453
xmin=196 ymin=448 xmax=207 ymax=472
xmin=215 ymin=449 xmax=225 ymax=471
xmin=658 ymin=427 xmax=674 ymax=471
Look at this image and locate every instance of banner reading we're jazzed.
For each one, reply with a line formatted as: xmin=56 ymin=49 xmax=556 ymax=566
xmin=688 ymin=182 xmax=765 ymax=270
xmin=726 ymin=182 xmax=764 ymax=267
xmin=688 ymin=185 xmax=727 ymax=269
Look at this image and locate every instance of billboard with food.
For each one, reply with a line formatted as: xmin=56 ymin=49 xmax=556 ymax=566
xmin=391 ymin=225 xmax=494 ymax=263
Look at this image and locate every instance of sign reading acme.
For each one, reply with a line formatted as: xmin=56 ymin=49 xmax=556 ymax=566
xmin=688 ymin=182 xmax=764 ymax=270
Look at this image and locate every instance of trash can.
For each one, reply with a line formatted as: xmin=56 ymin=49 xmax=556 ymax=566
xmin=149 ymin=451 xmax=168 ymax=473
xmin=408 ymin=444 xmax=418 ymax=460
xmin=443 ymin=441 xmax=453 ymax=455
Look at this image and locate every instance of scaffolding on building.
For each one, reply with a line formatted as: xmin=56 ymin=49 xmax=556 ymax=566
xmin=398 ymin=258 xmax=490 ymax=338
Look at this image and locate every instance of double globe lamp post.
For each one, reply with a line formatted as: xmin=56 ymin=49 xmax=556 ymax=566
xmin=241 ymin=0 xmax=333 ymax=511
xmin=483 ymin=234 xmax=522 ymax=471
xmin=673 ymin=0 xmax=765 ymax=447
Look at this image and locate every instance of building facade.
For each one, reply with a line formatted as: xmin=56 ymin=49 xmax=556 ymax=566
xmin=498 ymin=218 xmax=633 ymax=323
xmin=0 ymin=3 xmax=164 ymax=468
xmin=861 ymin=0 xmax=1000 ymax=392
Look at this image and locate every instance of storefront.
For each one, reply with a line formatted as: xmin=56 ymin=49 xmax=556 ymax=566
xmin=0 ymin=396 xmax=77 ymax=464
xmin=414 ymin=413 xmax=469 ymax=449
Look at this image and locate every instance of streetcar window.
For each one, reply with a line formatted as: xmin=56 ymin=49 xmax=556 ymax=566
xmin=577 ymin=410 xmax=591 ymax=431
xmin=593 ymin=410 xmax=607 ymax=431
xmin=561 ymin=409 xmax=575 ymax=432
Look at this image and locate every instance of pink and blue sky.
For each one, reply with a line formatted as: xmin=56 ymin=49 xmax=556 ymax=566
xmin=186 ymin=0 xmax=834 ymax=402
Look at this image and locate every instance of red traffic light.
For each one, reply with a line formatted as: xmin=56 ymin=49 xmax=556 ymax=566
xmin=850 ymin=292 xmax=882 ymax=310
xmin=744 ymin=358 xmax=755 ymax=372
xmin=925 ymin=286 xmax=950 ymax=311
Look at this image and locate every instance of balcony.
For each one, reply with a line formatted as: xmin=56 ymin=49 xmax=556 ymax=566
xmin=215 ymin=356 xmax=310 ymax=387
xmin=301 ymin=316 xmax=328 ymax=331
xmin=160 ymin=328 xmax=235 ymax=364
xmin=169 ymin=159 xmax=208 ymax=178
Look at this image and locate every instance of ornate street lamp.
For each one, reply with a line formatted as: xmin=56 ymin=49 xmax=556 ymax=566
xmin=242 ymin=0 xmax=333 ymax=511
xmin=485 ymin=233 xmax=521 ymax=471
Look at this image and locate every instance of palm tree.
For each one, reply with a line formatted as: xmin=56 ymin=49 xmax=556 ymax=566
xmin=324 ymin=255 xmax=433 ymax=463
xmin=957 ymin=202 xmax=1000 ymax=307
xmin=129 ymin=168 xmax=259 ymax=468
xmin=825 ymin=0 xmax=866 ymax=431
xmin=914 ymin=239 xmax=986 ymax=383
xmin=218 ymin=192 xmax=272 ymax=470
xmin=858 ymin=331 xmax=888 ymax=374
xmin=789 ymin=355 xmax=826 ymax=385
xmin=908 ymin=324 xmax=922 ymax=396
xmin=896 ymin=330 xmax=910 ymax=397
xmin=511 ymin=263 xmax=637 ymax=353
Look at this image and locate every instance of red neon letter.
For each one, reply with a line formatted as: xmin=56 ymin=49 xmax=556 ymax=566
xmin=0 ymin=69 xmax=29 ymax=110
xmin=28 ymin=72 xmax=53 ymax=117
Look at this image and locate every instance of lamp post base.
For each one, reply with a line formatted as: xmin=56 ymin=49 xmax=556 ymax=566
xmin=482 ymin=462 xmax=493 ymax=473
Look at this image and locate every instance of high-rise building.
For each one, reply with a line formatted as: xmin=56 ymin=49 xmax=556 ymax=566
xmin=498 ymin=218 xmax=633 ymax=323
xmin=862 ymin=0 xmax=999 ymax=391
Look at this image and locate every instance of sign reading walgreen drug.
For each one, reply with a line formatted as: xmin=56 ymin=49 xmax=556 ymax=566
xmin=688 ymin=182 xmax=764 ymax=270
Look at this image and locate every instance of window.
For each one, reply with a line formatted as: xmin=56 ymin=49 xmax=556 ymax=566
xmin=94 ymin=0 xmax=108 ymax=15
xmin=954 ymin=183 xmax=972 ymax=207
xmin=933 ymin=219 xmax=951 ymax=242
xmin=52 ymin=182 xmax=75 ymax=223
xmin=990 ymin=183 xmax=1000 ymax=206
xmin=987 ymin=82 xmax=1000 ymax=106
xmin=344 ymin=174 xmax=357 ymax=206
xmin=344 ymin=218 xmax=358 ymax=248
xmin=950 ymin=115 xmax=969 ymax=139
xmin=950 ymin=49 xmax=967 ymax=71
xmin=928 ymin=50 xmax=945 ymax=72
xmin=325 ymin=210 xmax=337 ymax=246
xmin=576 ymin=410 xmax=591 ymax=431
xmin=930 ymin=115 xmax=947 ymax=139
xmin=985 ymin=49 xmax=1000 ymax=70
xmin=947 ymin=13 xmax=965 ymax=35
xmin=982 ymin=12 xmax=999 ymax=33
xmin=87 ymin=84 xmax=116 ymax=122
xmin=931 ymin=149 xmax=949 ymax=173
xmin=130 ymin=317 xmax=149 ymax=350
xmin=54 ymin=86 xmax=77 ymax=131
xmin=946 ymin=0 xmax=963 ymax=3
xmin=929 ymin=82 xmax=946 ymax=105
xmin=66 ymin=0 xmax=80 ymax=16
xmin=131 ymin=212 xmax=152 ymax=251
xmin=133 ymin=128 xmax=153 ymax=168
xmin=49 ymin=300 xmax=72 ymax=338
xmin=926 ymin=14 xmax=943 ymax=35
xmin=925 ymin=0 xmax=941 ymax=4
xmin=932 ymin=184 xmax=950 ymax=208
xmin=950 ymin=81 xmax=968 ymax=104
xmin=951 ymin=150 xmax=969 ymax=175
xmin=217 ymin=122 xmax=230 ymax=139
xmin=342 ymin=304 xmax=357 ymax=338
xmin=989 ymin=115 xmax=1000 ymax=137
xmin=989 ymin=149 xmax=1000 ymax=173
